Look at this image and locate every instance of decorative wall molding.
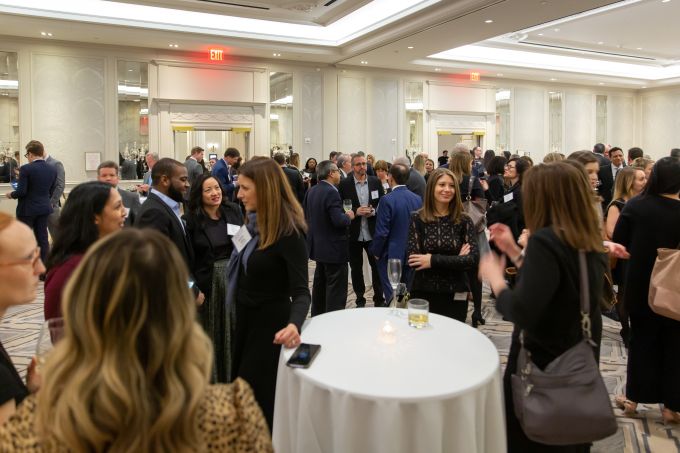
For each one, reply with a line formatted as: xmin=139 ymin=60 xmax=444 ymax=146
xmin=168 ymin=104 xmax=254 ymax=125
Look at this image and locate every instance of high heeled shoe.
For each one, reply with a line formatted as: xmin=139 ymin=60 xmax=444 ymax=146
xmin=662 ymin=408 xmax=680 ymax=424
xmin=471 ymin=314 xmax=485 ymax=328
xmin=614 ymin=395 xmax=637 ymax=416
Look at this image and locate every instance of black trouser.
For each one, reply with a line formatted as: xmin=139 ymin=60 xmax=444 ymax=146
xmin=410 ymin=290 xmax=468 ymax=322
xmin=18 ymin=214 xmax=49 ymax=263
xmin=348 ymin=240 xmax=384 ymax=307
xmin=468 ymin=269 xmax=482 ymax=320
xmin=311 ymin=262 xmax=348 ymax=316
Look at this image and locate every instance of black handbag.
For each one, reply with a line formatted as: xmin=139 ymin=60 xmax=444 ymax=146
xmin=511 ymin=250 xmax=618 ymax=446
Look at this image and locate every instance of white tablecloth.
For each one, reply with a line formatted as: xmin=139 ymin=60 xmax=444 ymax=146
xmin=272 ymin=308 xmax=506 ymax=453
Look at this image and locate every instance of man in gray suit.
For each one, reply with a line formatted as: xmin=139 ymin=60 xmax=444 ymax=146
xmin=97 ymin=160 xmax=141 ymax=226
xmin=184 ymin=146 xmax=204 ymax=188
xmin=45 ymin=151 xmax=65 ymax=238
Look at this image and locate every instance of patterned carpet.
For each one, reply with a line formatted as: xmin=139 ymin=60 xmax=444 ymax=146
xmin=1 ymin=276 xmax=679 ymax=452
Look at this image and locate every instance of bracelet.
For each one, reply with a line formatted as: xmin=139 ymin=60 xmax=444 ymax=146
xmin=512 ymin=249 xmax=525 ymax=264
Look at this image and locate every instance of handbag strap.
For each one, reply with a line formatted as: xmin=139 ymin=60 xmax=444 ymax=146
xmin=466 ymin=176 xmax=474 ymax=201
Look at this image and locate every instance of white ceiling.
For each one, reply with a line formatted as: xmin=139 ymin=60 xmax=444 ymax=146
xmin=3 ymin=0 xmax=679 ymax=89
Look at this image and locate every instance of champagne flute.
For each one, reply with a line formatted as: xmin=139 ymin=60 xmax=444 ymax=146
xmin=35 ymin=318 xmax=64 ymax=369
xmin=387 ymin=259 xmax=402 ymax=316
xmin=343 ymin=199 xmax=353 ymax=213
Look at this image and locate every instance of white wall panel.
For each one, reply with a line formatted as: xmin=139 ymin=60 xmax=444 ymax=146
xmin=565 ymin=92 xmax=593 ymax=153
xmin=639 ymin=90 xmax=680 ymax=159
xmin=513 ymin=87 xmax=545 ymax=156
xmin=428 ymin=84 xmax=494 ymax=113
xmin=338 ymin=76 xmax=365 ymax=154
xmin=300 ymin=72 xmax=323 ymax=160
xmin=608 ymin=95 xmax=634 ymax=151
xmin=31 ymin=53 xmax=106 ymax=181
xmin=157 ymin=65 xmax=255 ymax=103
xmin=369 ymin=79 xmax=398 ymax=160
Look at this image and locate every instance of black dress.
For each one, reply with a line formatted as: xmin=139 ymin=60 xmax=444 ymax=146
xmin=0 ymin=342 xmax=28 ymax=408
xmin=406 ymin=213 xmax=478 ymax=321
xmin=231 ymin=232 xmax=311 ymax=430
xmin=185 ymin=202 xmax=244 ymax=383
xmin=613 ymin=194 xmax=680 ymax=411
xmin=496 ymin=227 xmax=607 ymax=452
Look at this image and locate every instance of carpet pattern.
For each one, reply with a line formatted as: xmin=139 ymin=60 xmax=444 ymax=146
xmin=1 ymin=277 xmax=678 ymax=452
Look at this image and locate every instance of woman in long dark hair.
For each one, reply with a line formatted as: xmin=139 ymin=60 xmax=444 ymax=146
xmin=482 ymin=155 xmax=507 ymax=204
xmin=406 ymin=168 xmax=478 ymax=321
xmin=44 ymin=181 xmax=126 ymax=320
xmin=480 ymin=162 xmax=608 ymax=451
xmin=487 ymin=156 xmax=529 ymax=239
xmin=303 ymin=157 xmax=318 ymax=188
xmin=185 ymin=174 xmax=244 ymax=383
xmin=613 ymin=157 xmax=680 ymax=423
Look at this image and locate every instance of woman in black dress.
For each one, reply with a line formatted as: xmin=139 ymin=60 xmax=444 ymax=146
xmin=406 ymin=168 xmax=478 ymax=322
xmin=0 ymin=213 xmax=43 ymax=424
xmin=185 ymin=174 xmax=244 ymax=383
xmin=487 ymin=156 xmax=529 ymax=240
xmin=228 ymin=158 xmax=310 ymax=430
xmin=480 ymin=162 xmax=608 ymax=452
xmin=303 ymin=158 xmax=318 ymax=189
xmin=613 ymin=157 xmax=680 ymax=423
xmin=482 ymin=155 xmax=507 ymax=205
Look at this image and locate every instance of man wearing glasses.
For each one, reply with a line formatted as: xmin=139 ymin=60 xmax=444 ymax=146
xmin=338 ymin=154 xmax=385 ymax=308
xmin=4 ymin=140 xmax=57 ymax=267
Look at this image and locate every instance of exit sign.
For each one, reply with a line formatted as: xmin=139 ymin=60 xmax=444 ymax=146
xmin=470 ymin=72 xmax=480 ymax=81
xmin=210 ymin=49 xmax=224 ymax=61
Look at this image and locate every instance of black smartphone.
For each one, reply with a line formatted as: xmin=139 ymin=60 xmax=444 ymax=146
xmin=286 ymin=343 xmax=321 ymax=368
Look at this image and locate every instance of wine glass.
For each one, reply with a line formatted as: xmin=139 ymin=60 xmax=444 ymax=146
xmin=342 ymin=199 xmax=353 ymax=213
xmin=36 ymin=318 xmax=64 ymax=369
xmin=387 ymin=259 xmax=402 ymax=315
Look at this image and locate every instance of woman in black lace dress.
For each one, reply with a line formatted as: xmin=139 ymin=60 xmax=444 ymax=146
xmin=406 ymin=168 xmax=478 ymax=321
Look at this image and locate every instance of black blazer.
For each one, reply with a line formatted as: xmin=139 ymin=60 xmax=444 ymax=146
xmin=303 ymin=181 xmax=351 ymax=264
xmin=283 ymin=166 xmax=305 ymax=204
xmin=597 ymin=164 xmax=615 ymax=210
xmin=184 ymin=202 xmax=243 ymax=296
xmin=135 ymin=192 xmax=194 ymax=270
xmin=338 ymin=174 xmax=385 ymax=241
xmin=10 ymin=160 xmax=57 ymax=217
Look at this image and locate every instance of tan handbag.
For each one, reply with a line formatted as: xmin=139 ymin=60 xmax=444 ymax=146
xmin=648 ymin=243 xmax=680 ymax=321
xmin=463 ymin=176 xmax=487 ymax=233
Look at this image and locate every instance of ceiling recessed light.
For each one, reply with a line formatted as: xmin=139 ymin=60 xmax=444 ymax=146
xmin=41 ymin=32 xmax=46 ymax=36
xmin=496 ymin=73 xmax=504 ymax=77
xmin=554 ymin=28 xmax=560 ymax=32
xmin=550 ymin=78 xmax=557 ymax=81
xmin=360 ymin=60 xmax=368 ymax=65
xmin=598 ymin=82 xmax=604 ymax=85
xmin=537 ymin=33 xmax=544 ymax=36
xmin=485 ymin=19 xmax=493 ymax=24
xmin=169 ymin=44 xmax=179 ymax=48
xmin=128 ymin=69 xmax=133 ymax=72
xmin=597 ymin=41 xmax=604 ymax=45
xmin=641 ymin=86 xmax=647 ymax=88
xmin=435 ymin=68 xmax=441 ymax=71
xmin=662 ymin=0 xmax=670 ymax=3
xmin=636 ymin=47 xmax=643 ymax=50
xmin=407 ymin=46 xmax=414 ymax=49
xmin=273 ymin=53 xmax=281 ymax=57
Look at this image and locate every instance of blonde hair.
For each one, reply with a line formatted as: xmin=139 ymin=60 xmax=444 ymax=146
xmin=36 ymin=229 xmax=213 ymax=452
xmin=238 ymin=158 xmax=307 ymax=249
xmin=419 ymin=168 xmax=465 ymax=224
xmin=412 ymin=154 xmax=427 ymax=176
xmin=611 ymin=167 xmax=643 ymax=205
xmin=523 ymin=162 xmax=604 ymax=252
xmin=366 ymin=154 xmax=375 ymax=165
xmin=631 ymin=157 xmax=654 ymax=170
xmin=543 ymin=152 xmax=565 ymax=163
xmin=449 ymin=151 xmax=472 ymax=180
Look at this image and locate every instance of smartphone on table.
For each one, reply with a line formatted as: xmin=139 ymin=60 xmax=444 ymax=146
xmin=286 ymin=343 xmax=321 ymax=368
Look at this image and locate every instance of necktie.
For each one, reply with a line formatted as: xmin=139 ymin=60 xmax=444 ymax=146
xmin=614 ymin=167 xmax=620 ymax=179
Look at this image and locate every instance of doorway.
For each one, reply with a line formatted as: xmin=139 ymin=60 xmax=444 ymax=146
xmin=437 ymin=133 xmax=482 ymax=156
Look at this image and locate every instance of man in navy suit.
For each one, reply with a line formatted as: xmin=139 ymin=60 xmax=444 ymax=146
xmin=211 ymin=147 xmax=240 ymax=201
xmin=370 ymin=163 xmax=422 ymax=303
xmin=338 ymin=154 xmax=385 ymax=307
xmin=5 ymin=140 xmax=57 ymax=264
xmin=304 ymin=160 xmax=355 ymax=316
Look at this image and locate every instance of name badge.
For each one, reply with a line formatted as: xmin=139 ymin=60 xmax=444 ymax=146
xmin=503 ymin=192 xmax=514 ymax=203
xmin=227 ymin=223 xmax=241 ymax=236
xmin=454 ymin=292 xmax=468 ymax=301
xmin=232 ymin=225 xmax=252 ymax=253
xmin=383 ymin=182 xmax=390 ymax=190
xmin=371 ymin=190 xmax=379 ymax=200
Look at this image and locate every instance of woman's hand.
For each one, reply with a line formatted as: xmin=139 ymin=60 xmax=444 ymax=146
xmin=488 ymin=223 xmax=522 ymax=257
xmin=479 ymin=179 xmax=489 ymax=191
xmin=478 ymin=252 xmax=508 ymax=296
xmin=517 ymin=229 xmax=530 ymax=248
xmin=603 ymin=241 xmax=630 ymax=259
xmin=26 ymin=357 xmax=41 ymax=393
xmin=408 ymin=253 xmax=432 ymax=270
xmin=459 ymin=243 xmax=471 ymax=256
xmin=274 ymin=323 xmax=301 ymax=349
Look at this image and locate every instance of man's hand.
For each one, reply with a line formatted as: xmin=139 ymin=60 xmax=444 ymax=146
xmin=196 ymin=291 xmax=205 ymax=306
xmin=356 ymin=206 xmax=372 ymax=217
xmin=346 ymin=210 xmax=355 ymax=220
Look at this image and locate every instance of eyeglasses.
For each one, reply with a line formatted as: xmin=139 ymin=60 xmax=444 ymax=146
xmin=505 ymin=164 xmax=516 ymax=169
xmin=0 ymin=247 xmax=41 ymax=267
xmin=24 ymin=152 xmax=29 ymax=159
xmin=353 ymin=162 xmax=367 ymax=167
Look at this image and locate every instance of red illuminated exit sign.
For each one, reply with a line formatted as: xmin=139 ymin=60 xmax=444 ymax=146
xmin=470 ymin=72 xmax=480 ymax=81
xmin=210 ymin=49 xmax=224 ymax=61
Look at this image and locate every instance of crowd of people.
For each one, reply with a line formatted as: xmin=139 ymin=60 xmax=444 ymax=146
xmin=0 ymin=138 xmax=678 ymax=451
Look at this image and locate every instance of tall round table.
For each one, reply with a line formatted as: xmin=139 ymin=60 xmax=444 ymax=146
xmin=272 ymin=308 xmax=506 ymax=453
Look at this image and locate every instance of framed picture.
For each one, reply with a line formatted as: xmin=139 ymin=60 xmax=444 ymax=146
xmin=85 ymin=152 xmax=101 ymax=171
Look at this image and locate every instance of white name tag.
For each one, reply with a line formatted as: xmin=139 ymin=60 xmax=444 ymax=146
xmin=227 ymin=223 xmax=240 ymax=236
xmin=454 ymin=292 xmax=468 ymax=301
xmin=383 ymin=183 xmax=390 ymax=190
xmin=503 ymin=192 xmax=514 ymax=203
xmin=371 ymin=190 xmax=379 ymax=200
xmin=232 ymin=225 xmax=252 ymax=253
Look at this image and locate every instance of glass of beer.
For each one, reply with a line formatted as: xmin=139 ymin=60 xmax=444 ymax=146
xmin=408 ymin=299 xmax=429 ymax=328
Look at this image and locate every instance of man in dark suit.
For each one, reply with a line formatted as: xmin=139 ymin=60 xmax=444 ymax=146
xmin=627 ymin=146 xmax=643 ymax=165
xmin=598 ymin=146 xmax=625 ymax=210
xmin=394 ymin=156 xmax=426 ymax=199
xmin=592 ymin=143 xmax=611 ymax=167
xmin=45 ymin=152 xmax=65 ymax=239
xmin=369 ymin=163 xmax=422 ymax=303
xmin=273 ymin=152 xmax=304 ymax=204
xmin=304 ymin=160 xmax=355 ymax=316
xmin=97 ymin=160 xmax=142 ymax=226
xmin=134 ymin=158 xmax=202 ymax=302
xmin=211 ymin=147 xmax=240 ymax=201
xmin=338 ymin=154 xmax=385 ymax=308
xmin=5 ymin=140 xmax=57 ymax=264
xmin=438 ymin=150 xmax=449 ymax=167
